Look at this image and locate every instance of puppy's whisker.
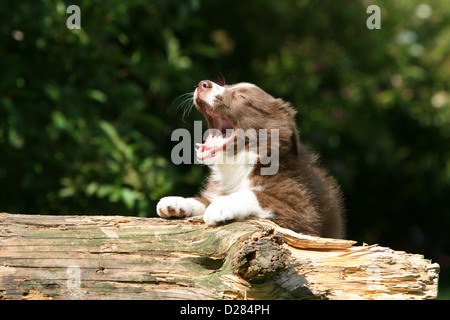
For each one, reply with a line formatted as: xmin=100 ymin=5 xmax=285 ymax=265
xmin=174 ymin=92 xmax=193 ymax=108
xmin=174 ymin=92 xmax=195 ymax=122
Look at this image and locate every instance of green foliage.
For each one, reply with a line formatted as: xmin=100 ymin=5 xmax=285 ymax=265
xmin=1 ymin=0 xmax=449 ymax=289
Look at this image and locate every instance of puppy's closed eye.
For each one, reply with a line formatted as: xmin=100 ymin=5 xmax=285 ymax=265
xmin=232 ymin=92 xmax=246 ymax=100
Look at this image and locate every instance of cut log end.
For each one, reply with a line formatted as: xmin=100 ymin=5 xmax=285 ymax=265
xmin=0 ymin=213 xmax=439 ymax=300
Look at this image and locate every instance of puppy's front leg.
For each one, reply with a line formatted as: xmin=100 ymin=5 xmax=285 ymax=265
xmin=157 ymin=197 xmax=208 ymax=218
xmin=203 ymin=190 xmax=273 ymax=226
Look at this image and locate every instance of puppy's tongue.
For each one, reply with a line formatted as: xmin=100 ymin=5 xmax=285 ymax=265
xmin=196 ymin=132 xmax=233 ymax=160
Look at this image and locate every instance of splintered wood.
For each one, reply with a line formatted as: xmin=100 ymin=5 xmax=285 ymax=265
xmin=0 ymin=213 xmax=439 ymax=300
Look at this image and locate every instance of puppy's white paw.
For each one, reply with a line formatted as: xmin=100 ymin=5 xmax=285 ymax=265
xmin=203 ymin=191 xmax=273 ymax=226
xmin=157 ymin=197 xmax=206 ymax=218
xmin=203 ymin=196 xmax=237 ymax=225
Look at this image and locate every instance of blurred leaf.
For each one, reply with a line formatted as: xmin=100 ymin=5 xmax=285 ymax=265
xmin=87 ymin=89 xmax=108 ymax=103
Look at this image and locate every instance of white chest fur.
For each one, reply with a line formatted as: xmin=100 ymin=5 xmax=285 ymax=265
xmin=210 ymin=150 xmax=259 ymax=195
xmin=202 ymin=149 xmax=272 ymax=225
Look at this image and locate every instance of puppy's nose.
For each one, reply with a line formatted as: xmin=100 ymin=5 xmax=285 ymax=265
xmin=198 ymin=80 xmax=213 ymax=92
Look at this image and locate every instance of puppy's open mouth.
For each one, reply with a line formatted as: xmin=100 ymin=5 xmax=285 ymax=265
xmin=195 ymin=98 xmax=234 ymax=160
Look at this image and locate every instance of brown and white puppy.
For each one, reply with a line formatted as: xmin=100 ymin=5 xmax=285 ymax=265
xmin=157 ymin=80 xmax=344 ymax=238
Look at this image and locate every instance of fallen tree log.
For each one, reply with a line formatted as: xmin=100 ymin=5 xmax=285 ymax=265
xmin=0 ymin=212 xmax=439 ymax=300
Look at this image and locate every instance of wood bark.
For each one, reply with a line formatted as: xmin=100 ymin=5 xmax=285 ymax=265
xmin=0 ymin=212 xmax=439 ymax=300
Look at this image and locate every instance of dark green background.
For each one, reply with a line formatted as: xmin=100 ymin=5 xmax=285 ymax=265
xmin=1 ymin=0 xmax=449 ymax=298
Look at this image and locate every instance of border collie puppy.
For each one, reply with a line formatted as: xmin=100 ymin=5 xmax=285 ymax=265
xmin=157 ymin=80 xmax=344 ymax=238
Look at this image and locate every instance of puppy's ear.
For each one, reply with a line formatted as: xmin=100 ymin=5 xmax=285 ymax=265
xmin=291 ymin=124 xmax=301 ymax=158
xmin=274 ymin=98 xmax=301 ymax=157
